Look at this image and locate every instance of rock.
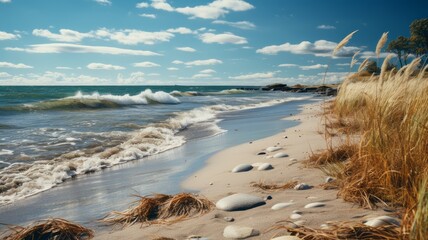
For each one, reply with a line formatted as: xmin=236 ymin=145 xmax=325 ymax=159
xmin=271 ymin=236 xmax=302 ymax=240
xmin=292 ymin=210 xmax=302 ymax=214
xmin=293 ymin=220 xmax=306 ymax=226
xmin=224 ymin=216 xmax=235 ymax=222
xmin=320 ymin=224 xmax=331 ymax=230
xmin=223 ymin=225 xmax=259 ymax=239
xmin=232 ymin=164 xmax=253 ymax=173
xmin=264 ymin=195 xmax=272 ymax=201
xmin=258 ymin=163 xmax=273 ymax=171
xmin=209 ymin=182 xmax=214 ymax=185
xmin=364 ymin=215 xmax=400 ymax=227
xmin=257 ymin=151 xmax=266 ymax=155
xmin=294 ymin=183 xmax=311 ymax=190
xmin=266 ymin=146 xmax=282 ymax=152
xmin=289 ymin=158 xmax=297 ymax=162
xmin=304 ymin=202 xmax=325 ymax=208
xmin=216 ymin=193 xmax=265 ymax=211
xmin=325 ymin=177 xmax=334 ymax=183
xmin=271 ymin=202 xmax=294 ymax=210
xmin=273 ymin=152 xmax=289 ymax=158
xmin=290 ymin=213 xmax=302 ymax=219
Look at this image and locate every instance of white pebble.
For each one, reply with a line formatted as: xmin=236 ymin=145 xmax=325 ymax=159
xmin=273 ymin=152 xmax=289 ymax=158
xmin=304 ymin=202 xmax=325 ymax=208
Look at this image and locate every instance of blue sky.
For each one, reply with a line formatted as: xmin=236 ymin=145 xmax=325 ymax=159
xmin=0 ymin=0 xmax=426 ymax=86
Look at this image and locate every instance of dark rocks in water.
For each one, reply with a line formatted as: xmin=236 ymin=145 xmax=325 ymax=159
xmin=260 ymin=83 xmax=337 ymax=96
xmin=261 ymin=83 xmax=291 ymax=91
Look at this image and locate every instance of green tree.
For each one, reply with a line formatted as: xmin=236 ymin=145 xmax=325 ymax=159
xmin=409 ymin=18 xmax=428 ymax=57
xmin=387 ymin=36 xmax=410 ymax=67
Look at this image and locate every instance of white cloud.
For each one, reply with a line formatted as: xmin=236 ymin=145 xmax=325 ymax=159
xmin=151 ymin=0 xmax=253 ymax=19
xmin=166 ymin=27 xmax=194 ymax=34
xmin=139 ymin=13 xmax=156 ymax=19
xmin=133 ymin=61 xmax=160 ymax=67
xmin=0 ymin=0 xmax=11 ymax=3
xmin=199 ymin=32 xmax=247 ymax=44
xmin=192 ymin=73 xmax=212 ymax=78
xmin=117 ymin=72 xmax=145 ymax=85
xmin=95 ymin=28 xmax=174 ymax=45
xmin=6 ymin=43 xmax=161 ymax=56
xmin=0 ymin=31 xmax=20 ymax=40
xmin=148 ymin=73 xmax=160 ymax=76
xmin=94 ymin=0 xmax=111 ymax=6
xmin=136 ymin=2 xmax=149 ymax=8
xmin=87 ymin=63 xmax=125 ymax=70
xmin=229 ymin=72 xmax=276 ymax=80
xmin=359 ymin=51 xmax=395 ymax=59
xmin=256 ymin=40 xmax=360 ymax=58
xmin=167 ymin=67 xmax=179 ymax=71
xmin=0 ymin=62 xmax=33 ymax=69
xmin=299 ymin=64 xmax=328 ymax=70
xmin=199 ymin=69 xmax=216 ymax=74
xmin=184 ymin=59 xmax=223 ymax=66
xmin=278 ymin=63 xmax=298 ymax=67
xmin=0 ymin=72 xmax=12 ymax=77
xmin=56 ymin=66 xmax=73 ymax=70
xmin=32 ymin=29 xmax=92 ymax=42
xmin=336 ymin=63 xmax=350 ymax=66
xmin=317 ymin=25 xmax=336 ymax=30
xmin=212 ymin=20 xmax=255 ymax=30
xmin=172 ymin=60 xmax=183 ymax=64
xmin=176 ymin=47 xmax=196 ymax=52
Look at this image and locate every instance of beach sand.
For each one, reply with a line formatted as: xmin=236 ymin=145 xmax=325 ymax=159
xmin=95 ymin=102 xmax=383 ymax=239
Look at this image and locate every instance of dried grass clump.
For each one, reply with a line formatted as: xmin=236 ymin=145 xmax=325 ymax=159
xmin=306 ymin=144 xmax=357 ymax=167
xmin=270 ymin=221 xmax=402 ymax=240
xmin=102 ymin=193 xmax=213 ymax=227
xmin=2 ymin=218 xmax=93 ymax=240
xmin=251 ymin=180 xmax=298 ymax=191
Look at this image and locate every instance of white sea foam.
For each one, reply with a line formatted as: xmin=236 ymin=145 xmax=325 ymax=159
xmin=0 ymin=149 xmax=13 ymax=156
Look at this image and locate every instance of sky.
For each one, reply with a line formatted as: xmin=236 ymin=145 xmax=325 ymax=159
xmin=0 ymin=0 xmax=427 ymax=86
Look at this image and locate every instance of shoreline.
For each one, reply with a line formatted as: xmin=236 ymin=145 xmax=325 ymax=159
xmin=96 ymin=101 xmax=385 ymax=239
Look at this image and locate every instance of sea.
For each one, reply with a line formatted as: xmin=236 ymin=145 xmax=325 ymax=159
xmin=0 ymin=85 xmax=317 ymax=227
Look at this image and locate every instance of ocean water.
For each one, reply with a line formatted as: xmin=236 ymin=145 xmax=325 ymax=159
xmin=0 ymin=86 xmax=313 ymax=207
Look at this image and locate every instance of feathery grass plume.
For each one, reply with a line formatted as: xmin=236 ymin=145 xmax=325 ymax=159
xmin=404 ymin=57 xmax=421 ymax=78
xmin=379 ymin=53 xmax=395 ymax=82
xmin=358 ymin=58 xmax=370 ymax=72
xmin=376 ymin=32 xmax=389 ymax=59
xmin=333 ymin=30 xmax=358 ymax=57
xmin=101 ymin=193 xmax=213 ymax=227
xmin=251 ymin=180 xmax=298 ymax=191
xmin=268 ymin=221 xmax=401 ymax=239
xmin=1 ymin=218 xmax=94 ymax=240
xmin=350 ymin=50 xmax=360 ymax=68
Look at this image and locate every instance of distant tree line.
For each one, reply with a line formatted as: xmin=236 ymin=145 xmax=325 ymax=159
xmin=387 ymin=18 xmax=428 ymax=67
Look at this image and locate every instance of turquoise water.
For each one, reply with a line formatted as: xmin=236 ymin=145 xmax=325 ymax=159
xmin=0 ymin=86 xmax=311 ymax=206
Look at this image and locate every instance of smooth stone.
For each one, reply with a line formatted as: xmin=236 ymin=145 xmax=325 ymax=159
xmin=290 ymin=213 xmax=302 ymax=219
xmin=264 ymin=195 xmax=272 ymax=201
xmin=325 ymin=177 xmax=334 ymax=183
xmin=271 ymin=202 xmax=294 ymax=210
xmin=266 ymin=146 xmax=282 ymax=152
xmin=271 ymin=236 xmax=302 ymax=240
xmin=294 ymin=183 xmax=311 ymax=190
xmin=364 ymin=215 xmax=400 ymax=227
xmin=320 ymin=224 xmax=331 ymax=229
xmin=304 ymin=202 xmax=325 ymax=208
xmin=258 ymin=163 xmax=273 ymax=171
xmin=232 ymin=164 xmax=253 ymax=173
xmin=216 ymin=193 xmax=265 ymax=211
xmin=251 ymin=162 xmax=264 ymax=167
xmin=257 ymin=151 xmax=266 ymax=155
xmin=292 ymin=210 xmax=302 ymax=214
xmin=224 ymin=216 xmax=235 ymax=222
xmin=293 ymin=220 xmax=306 ymax=226
xmin=289 ymin=158 xmax=298 ymax=162
xmin=223 ymin=225 xmax=259 ymax=239
xmin=273 ymin=152 xmax=289 ymax=158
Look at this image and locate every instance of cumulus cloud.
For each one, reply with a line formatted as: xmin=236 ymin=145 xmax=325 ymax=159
xmin=317 ymin=25 xmax=336 ymax=30
xmin=212 ymin=20 xmax=255 ymax=30
xmin=336 ymin=63 xmax=350 ymax=66
xmin=32 ymin=29 xmax=92 ymax=42
xmin=172 ymin=60 xmax=183 ymax=64
xmin=299 ymin=64 xmax=328 ymax=70
xmin=94 ymin=0 xmax=111 ymax=6
xmin=150 ymin=0 xmax=253 ymax=19
xmin=87 ymin=63 xmax=125 ymax=70
xmin=256 ymin=40 xmax=360 ymax=58
xmin=176 ymin=47 xmax=196 ymax=52
xmin=166 ymin=27 xmax=194 ymax=34
xmin=0 ymin=72 xmax=110 ymax=85
xmin=133 ymin=61 xmax=160 ymax=67
xmin=192 ymin=73 xmax=212 ymax=78
xmin=359 ymin=51 xmax=395 ymax=59
xmin=278 ymin=63 xmax=298 ymax=67
xmin=0 ymin=72 xmax=12 ymax=78
xmin=95 ymin=28 xmax=174 ymax=45
xmin=117 ymin=72 xmax=145 ymax=85
xmin=0 ymin=61 xmax=33 ymax=69
xmin=0 ymin=31 xmax=20 ymax=40
xmin=139 ymin=13 xmax=156 ymax=18
xmin=199 ymin=32 xmax=247 ymax=44
xmin=183 ymin=59 xmax=223 ymax=66
xmin=199 ymin=69 xmax=216 ymax=74
xmin=167 ymin=67 xmax=179 ymax=71
xmin=0 ymin=0 xmax=12 ymax=3
xmin=6 ymin=43 xmax=161 ymax=56
xmin=56 ymin=66 xmax=73 ymax=70
xmin=136 ymin=2 xmax=149 ymax=8
xmin=229 ymin=72 xmax=276 ymax=80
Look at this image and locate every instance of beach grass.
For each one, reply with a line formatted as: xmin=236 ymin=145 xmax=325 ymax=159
xmin=250 ymin=180 xmax=298 ymax=191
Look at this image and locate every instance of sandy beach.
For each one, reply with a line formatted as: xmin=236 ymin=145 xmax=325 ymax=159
xmin=95 ymin=102 xmax=385 ymax=239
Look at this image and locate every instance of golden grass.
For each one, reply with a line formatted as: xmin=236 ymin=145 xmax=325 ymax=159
xmin=269 ymin=221 xmax=402 ymax=240
xmin=333 ymin=30 xmax=358 ymax=56
xmin=306 ymin=144 xmax=357 ymax=167
xmin=101 ymin=193 xmax=213 ymax=227
xmin=1 ymin=218 xmax=94 ymax=240
xmin=376 ymin=32 xmax=388 ymax=59
xmin=250 ymin=180 xmax=298 ymax=191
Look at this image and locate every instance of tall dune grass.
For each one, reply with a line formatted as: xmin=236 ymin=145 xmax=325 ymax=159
xmin=332 ymin=55 xmax=428 ymax=235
